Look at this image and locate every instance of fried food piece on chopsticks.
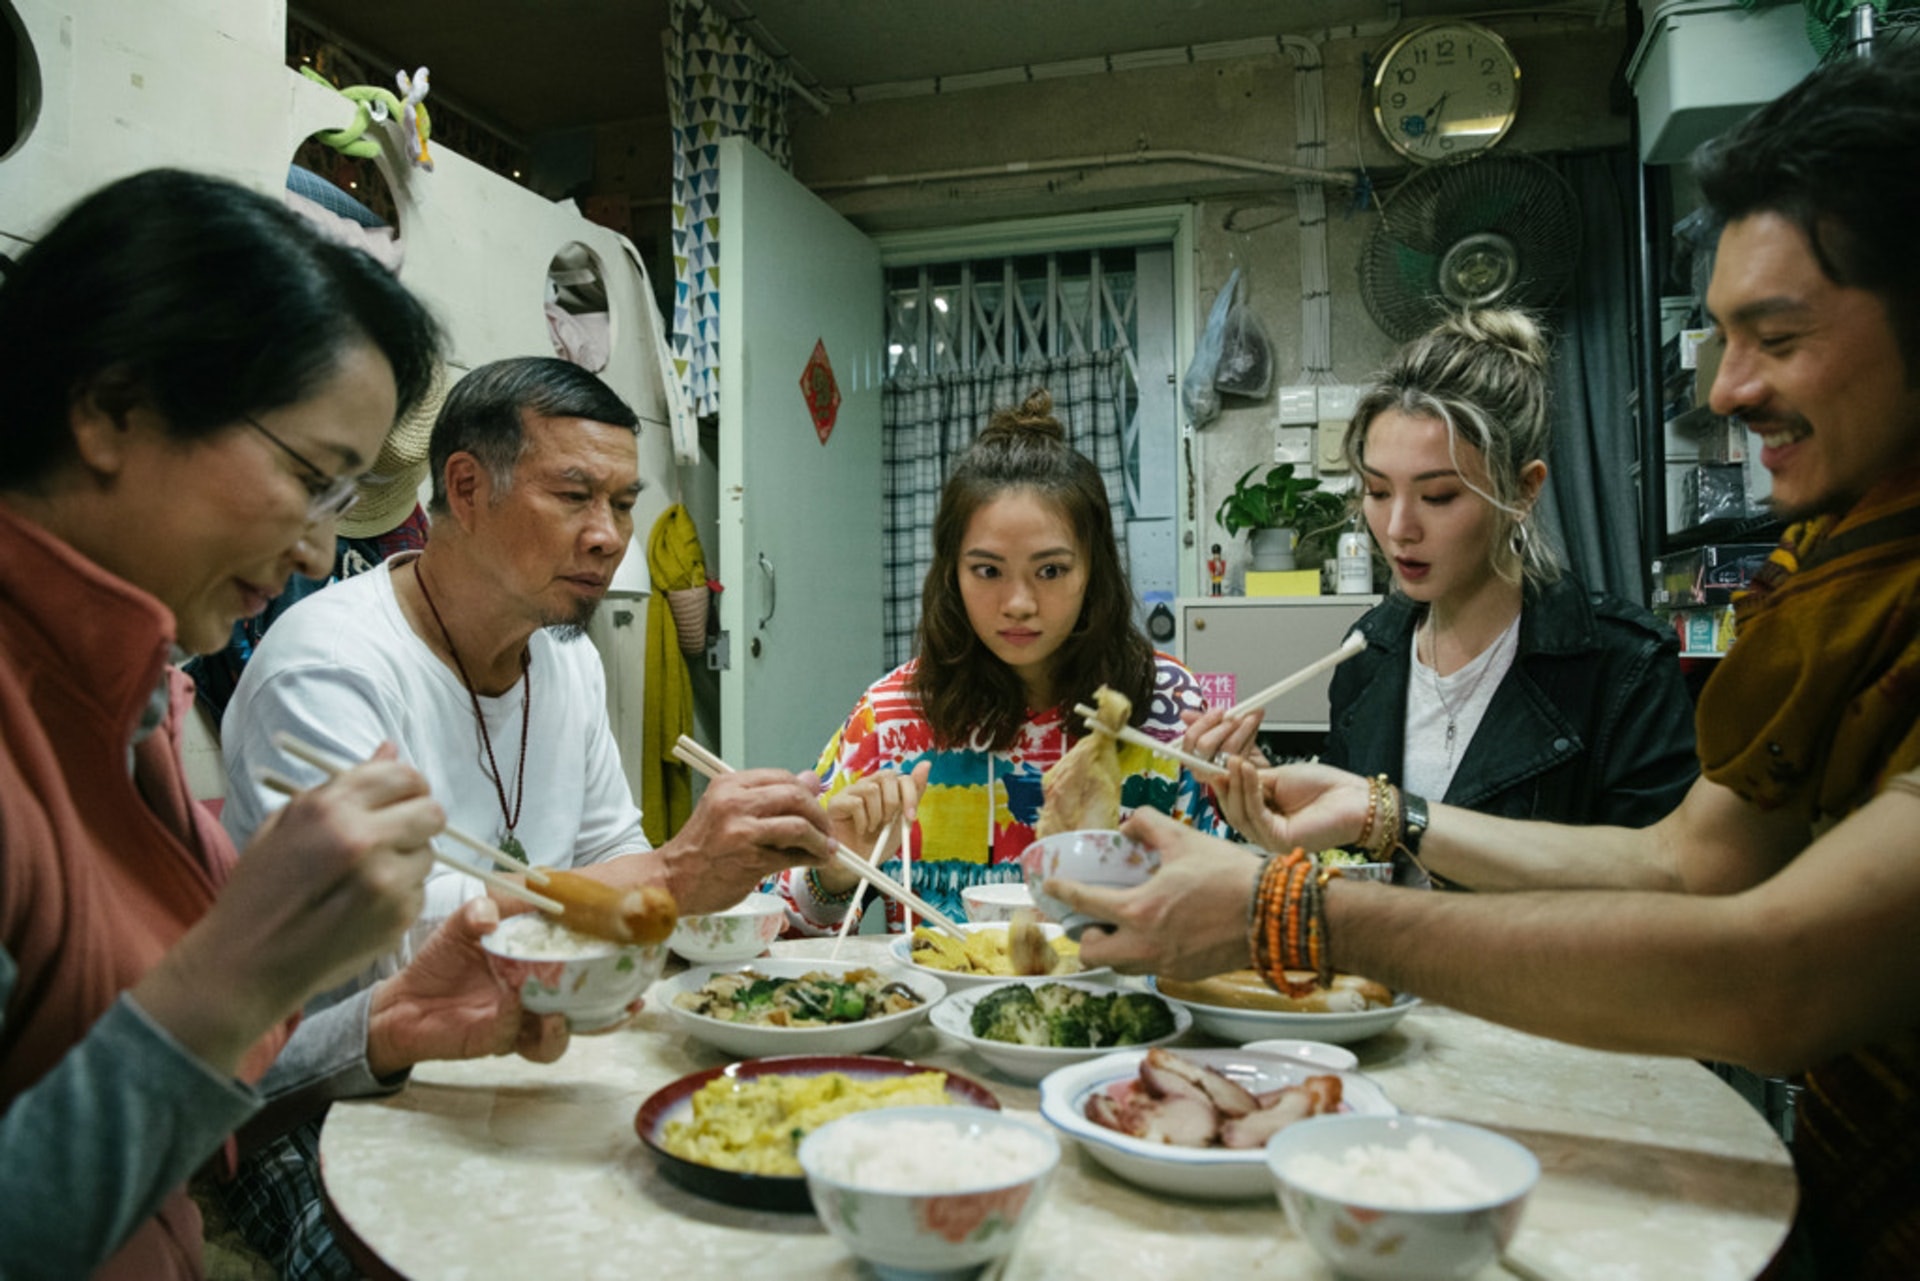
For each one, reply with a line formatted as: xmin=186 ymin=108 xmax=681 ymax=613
xmin=1008 ymin=907 xmax=1065 ymax=976
xmin=539 ymin=871 xmax=677 ymax=946
xmin=1037 ymin=685 xmax=1130 ymax=836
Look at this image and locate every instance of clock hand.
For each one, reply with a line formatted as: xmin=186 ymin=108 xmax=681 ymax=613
xmin=1420 ymin=91 xmax=1452 ymax=146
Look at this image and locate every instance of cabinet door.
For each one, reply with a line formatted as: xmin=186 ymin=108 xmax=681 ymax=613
xmin=1178 ymin=598 xmax=1375 ymax=731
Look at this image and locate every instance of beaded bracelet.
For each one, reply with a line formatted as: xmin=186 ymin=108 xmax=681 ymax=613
xmin=1250 ymin=849 xmax=1321 ymax=998
xmin=1370 ymin=777 xmax=1402 ymax=859
xmin=1355 ymin=776 xmax=1381 ymax=852
xmin=804 ymin=865 xmax=858 ymax=907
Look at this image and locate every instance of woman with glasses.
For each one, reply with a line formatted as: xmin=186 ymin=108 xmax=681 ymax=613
xmin=0 ymin=169 xmax=565 ymax=1280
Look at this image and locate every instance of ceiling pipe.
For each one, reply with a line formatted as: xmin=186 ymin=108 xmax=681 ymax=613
xmin=806 ymin=146 xmax=1360 ymax=194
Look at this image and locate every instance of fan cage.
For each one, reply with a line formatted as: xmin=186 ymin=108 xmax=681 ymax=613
xmin=1359 ymin=154 xmax=1581 ymax=342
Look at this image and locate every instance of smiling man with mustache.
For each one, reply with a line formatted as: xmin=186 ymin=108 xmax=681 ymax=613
xmin=1058 ymin=46 xmax=1920 ymax=1278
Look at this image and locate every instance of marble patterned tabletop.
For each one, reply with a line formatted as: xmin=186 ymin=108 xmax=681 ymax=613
xmin=320 ymin=938 xmax=1796 ymax=1280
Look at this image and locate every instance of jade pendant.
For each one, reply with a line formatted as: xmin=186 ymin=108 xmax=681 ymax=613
xmin=500 ymin=832 xmax=528 ymax=863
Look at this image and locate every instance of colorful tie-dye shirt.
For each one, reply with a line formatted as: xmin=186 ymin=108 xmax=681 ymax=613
xmin=778 ymin=654 xmax=1224 ymax=934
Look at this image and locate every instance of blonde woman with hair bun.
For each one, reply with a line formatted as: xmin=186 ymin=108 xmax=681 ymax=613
xmin=1189 ymin=309 xmax=1698 ymax=882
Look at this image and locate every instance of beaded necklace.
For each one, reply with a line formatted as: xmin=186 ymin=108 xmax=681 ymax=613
xmin=414 ymin=561 xmax=532 ymax=861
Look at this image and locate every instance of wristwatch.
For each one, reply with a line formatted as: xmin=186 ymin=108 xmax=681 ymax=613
xmin=1400 ymin=790 xmax=1429 ymax=859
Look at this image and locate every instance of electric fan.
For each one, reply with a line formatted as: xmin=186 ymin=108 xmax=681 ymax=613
xmin=1359 ymin=153 xmax=1582 ymax=342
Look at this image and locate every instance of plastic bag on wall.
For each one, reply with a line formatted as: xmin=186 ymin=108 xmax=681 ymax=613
xmin=1180 ymin=267 xmax=1239 ymax=427
xmin=1215 ymin=290 xmax=1274 ymax=400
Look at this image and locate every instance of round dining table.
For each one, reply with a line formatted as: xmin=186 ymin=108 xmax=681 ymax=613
xmin=320 ymin=937 xmax=1796 ymax=1279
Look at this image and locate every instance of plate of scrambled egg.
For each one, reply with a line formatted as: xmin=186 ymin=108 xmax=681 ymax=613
xmin=888 ymin=922 xmax=1110 ymax=991
xmin=635 ymin=1054 xmax=1001 ymax=1210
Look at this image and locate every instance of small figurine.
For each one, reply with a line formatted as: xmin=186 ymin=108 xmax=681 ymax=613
xmin=1207 ymin=543 xmax=1227 ymax=596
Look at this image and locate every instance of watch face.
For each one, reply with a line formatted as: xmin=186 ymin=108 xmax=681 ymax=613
xmin=1373 ymin=22 xmax=1520 ymax=163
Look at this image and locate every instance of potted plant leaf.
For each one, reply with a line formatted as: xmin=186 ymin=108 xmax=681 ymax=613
xmin=1214 ymin=463 xmax=1350 ymax=571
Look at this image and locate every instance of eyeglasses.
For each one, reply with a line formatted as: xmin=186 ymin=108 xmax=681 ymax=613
xmin=241 ymin=414 xmax=361 ymax=523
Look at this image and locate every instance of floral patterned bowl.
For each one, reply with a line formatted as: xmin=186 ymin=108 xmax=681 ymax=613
xmin=1020 ymin=829 xmax=1158 ymax=938
xmin=798 ymin=1105 xmax=1060 ymax=1281
xmin=478 ymin=912 xmax=666 ymax=1032
xmin=667 ymin=891 xmax=787 ymax=964
xmin=1264 ymin=1114 xmax=1539 ymax=1281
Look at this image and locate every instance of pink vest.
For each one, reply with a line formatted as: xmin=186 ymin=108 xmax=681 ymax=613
xmin=0 ymin=503 xmax=289 ymax=1280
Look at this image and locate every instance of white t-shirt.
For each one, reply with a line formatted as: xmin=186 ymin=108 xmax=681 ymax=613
xmin=220 ymin=557 xmax=648 ymax=979
xmin=1402 ymin=612 xmax=1522 ymax=805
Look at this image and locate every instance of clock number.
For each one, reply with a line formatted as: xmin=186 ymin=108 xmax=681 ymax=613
xmin=1435 ymin=37 xmax=1456 ymax=62
xmin=1481 ymin=57 xmax=1498 ymax=74
xmin=1389 ymin=91 xmax=1407 ymax=109
xmin=1396 ymin=67 xmax=1417 ymax=85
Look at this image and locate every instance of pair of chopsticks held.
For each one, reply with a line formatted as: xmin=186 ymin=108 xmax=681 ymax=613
xmin=1073 ymin=631 xmax=1367 ymax=780
xmin=261 ymin=734 xmax=679 ymax=947
xmin=671 ymin=735 xmax=967 ymax=940
xmin=259 ymin=732 xmax=564 ymax=913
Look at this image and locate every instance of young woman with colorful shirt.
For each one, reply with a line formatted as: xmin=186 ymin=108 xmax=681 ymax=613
xmin=779 ymin=390 xmax=1223 ymax=933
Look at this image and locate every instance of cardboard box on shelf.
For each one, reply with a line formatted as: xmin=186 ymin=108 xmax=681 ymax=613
xmin=1651 ymin=542 xmax=1775 ymax=607
xmin=1682 ymin=463 xmax=1748 ymax=525
xmin=1244 ymin=569 xmax=1322 ymax=597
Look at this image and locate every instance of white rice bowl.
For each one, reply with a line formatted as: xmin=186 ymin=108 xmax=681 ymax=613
xmin=800 ymin=1107 xmax=1060 ymax=1277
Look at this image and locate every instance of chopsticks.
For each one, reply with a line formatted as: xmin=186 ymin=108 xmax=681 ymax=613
xmin=1070 ymin=633 xmax=1367 ymax=779
xmin=671 ymin=735 xmax=968 ymax=940
xmin=1219 ymin=630 xmax=1367 ymax=721
xmin=263 ymin=732 xmax=562 ymax=914
xmin=829 ymin=813 xmax=899 ymax=961
xmin=1073 ymin=704 xmax=1229 ymax=780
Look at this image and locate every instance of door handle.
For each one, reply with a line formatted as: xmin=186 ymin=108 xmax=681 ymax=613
xmin=757 ymin=552 xmax=776 ymax=629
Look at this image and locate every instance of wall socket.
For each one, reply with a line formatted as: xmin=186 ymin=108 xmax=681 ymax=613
xmin=1314 ymin=385 xmax=1359 ymax=473
xmin=1316 ymin=421 xmax=1349 ymax=471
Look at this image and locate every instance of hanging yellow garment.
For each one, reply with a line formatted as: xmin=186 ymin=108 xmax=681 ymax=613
xmin=640 ymin=503 xmax=705 ymax=844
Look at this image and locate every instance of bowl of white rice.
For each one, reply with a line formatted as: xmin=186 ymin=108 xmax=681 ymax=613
xmin=480 ymin=912 xmax=666 ymax=1032
xmin=798 ymin=1106 xmax=1060 ymax=1280
xmin=1264 ymin=1113 xmax=1539 ymax=1281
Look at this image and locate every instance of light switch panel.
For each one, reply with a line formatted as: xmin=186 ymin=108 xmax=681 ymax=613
xmin=1274 ymin=425 xmax=1314 ymax=464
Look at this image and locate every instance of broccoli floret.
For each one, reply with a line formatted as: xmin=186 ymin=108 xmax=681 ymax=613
xmin=1105 ymin=991 xmax=1177 ymax=1045
xmin=1029 ymin=982 xmax=1086 ymax=1019
xmin=1028 ymin=984 xmax=1099 ymax=1047
xmin=971 ymin=985 xmax=1050 ymax=1046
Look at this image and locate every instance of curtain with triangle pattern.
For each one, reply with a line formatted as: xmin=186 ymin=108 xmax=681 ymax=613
xmin=666 ymin=0 xmax=792 ymax=418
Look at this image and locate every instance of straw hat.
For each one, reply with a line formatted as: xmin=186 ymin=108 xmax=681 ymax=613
xmin=339 ymin=360 xmax=452 ymax=537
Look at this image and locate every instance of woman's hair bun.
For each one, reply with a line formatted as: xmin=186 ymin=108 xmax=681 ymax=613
xmin=982 ymin=387 xmax=1065 ymax=442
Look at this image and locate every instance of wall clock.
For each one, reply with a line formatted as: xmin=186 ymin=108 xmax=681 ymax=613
xmin=1371 ymin=21 xmax=1521 ymax=164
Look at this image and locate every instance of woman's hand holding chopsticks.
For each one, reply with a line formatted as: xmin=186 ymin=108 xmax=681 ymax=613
xmin=1178 ymin=703 xmax=1266 ymax=771
xmin=1213 ymin=759 xmax=1377 ymax=857
xmin=131 ymin=743 xmax=444 ymax=1076
xmin=815 ymin=761 xmax=932 ymax=898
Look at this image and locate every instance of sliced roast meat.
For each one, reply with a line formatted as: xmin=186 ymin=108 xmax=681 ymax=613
xmin=1142 ymin=1047 xmax=1260 ymax=1116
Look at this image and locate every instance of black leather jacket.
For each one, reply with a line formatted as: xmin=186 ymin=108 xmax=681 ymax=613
xmin=1323 ymin=575 xmax=1698 ymax=829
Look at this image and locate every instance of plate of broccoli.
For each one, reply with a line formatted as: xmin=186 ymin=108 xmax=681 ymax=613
xmin=930 ymin=979 xmax=1192 ymax=1082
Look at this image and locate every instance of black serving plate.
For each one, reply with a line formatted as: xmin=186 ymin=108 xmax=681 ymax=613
xmin=633 ymin=1053 xmax=1000 ymax=1212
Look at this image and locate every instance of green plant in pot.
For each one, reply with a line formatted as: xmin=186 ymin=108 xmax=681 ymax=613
xmin=1214 ymin=463 xmax=1350 ymax=572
